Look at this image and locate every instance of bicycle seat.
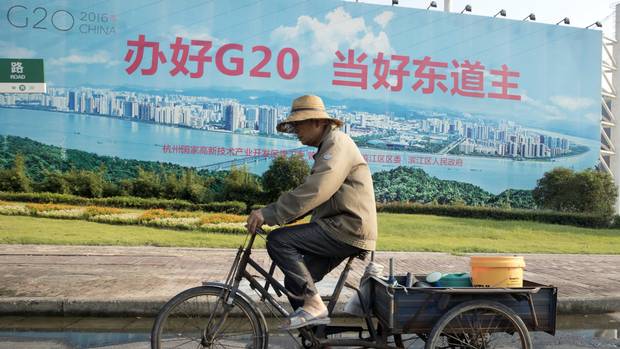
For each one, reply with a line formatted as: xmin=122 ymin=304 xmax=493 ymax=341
xmin=356 ymin=250 xmax=369 ymax=261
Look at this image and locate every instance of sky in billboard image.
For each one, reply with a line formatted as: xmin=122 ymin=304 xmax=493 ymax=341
xmin=0 ymin=0 xmax=603 ymax=193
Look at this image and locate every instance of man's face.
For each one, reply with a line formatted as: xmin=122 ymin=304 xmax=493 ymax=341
xmin=293 ymin=120 xmax=324 ymax=146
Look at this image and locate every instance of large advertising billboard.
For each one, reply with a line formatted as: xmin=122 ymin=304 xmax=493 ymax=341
xmin=0 ymin=0 xmax=602 ymax=206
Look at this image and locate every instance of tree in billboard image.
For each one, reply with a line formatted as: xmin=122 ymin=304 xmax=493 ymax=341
xmin=262 ymin=154 xmax=310 ymax=203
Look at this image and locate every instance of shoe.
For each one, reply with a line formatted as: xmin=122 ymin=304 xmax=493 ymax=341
xmin=279 ymin=307 xmax=330 ymax=330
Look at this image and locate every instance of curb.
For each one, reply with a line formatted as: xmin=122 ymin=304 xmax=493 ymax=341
xmin=557 ymin=297 xmax=620 ymax=315
xmin=0 ymin=296 xmax=618 ymax=317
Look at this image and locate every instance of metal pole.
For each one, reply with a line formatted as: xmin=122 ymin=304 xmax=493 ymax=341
xmin=610 ymin=4 xmax=620 ymax=213
xmin=444 ymin=0 xmax=450 ymax=12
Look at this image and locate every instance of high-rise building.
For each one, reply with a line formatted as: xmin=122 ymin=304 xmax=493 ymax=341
xmin=180 ymin=107 xmax=191 ymax=126
xmin=245 ymin=107 xmax=259 ymax=129
xmin=258 ymin=107 xmax=277 ymax=134
xmin=224 ymin=104 xmax=242 ymax=131
xmin=68 ymin=91 xmax=76 ymax=111
xmin=123 ymin=101 xmax=138 ymax=118
xmin=343 ymin=122 xmax=351 ymax=134
xmin=79 ymin=93 xmax=86 ymax=113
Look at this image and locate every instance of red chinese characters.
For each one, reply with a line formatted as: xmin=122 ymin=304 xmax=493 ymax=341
xmin=408 ymin=156 xmax=463 ymax=167
xmin=125 ymin=35 xmax=299 ymax=80
xmin=125 ymin=34 xmax=167 ymax=75
xmin=450 ymin=59 xmax=485 ymax=98
xmin=372 ymin=53 xmax=410 ymax=91
xmin=189 ymin=40 xmax=214 ymax=78
xmin=488 ymin=64 xmax=521 ymax=101
xmin=164 ymin=145 xmax=467 ymax=167
xmin=333 ymin=49 xmax=521 ymax=101
xmin=412 ymin=56 xmax=448 ymax=94
xmin=333 ymin=49 xmax=369 ymax=89
xmin=163 ymin=145 xmax=310 ymax=159
xmin=168 ymin=37 xmax=214 ymax=78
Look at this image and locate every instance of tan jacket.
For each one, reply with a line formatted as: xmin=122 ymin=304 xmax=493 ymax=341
xmin=261 ymin=127 xmax=377 ymax=250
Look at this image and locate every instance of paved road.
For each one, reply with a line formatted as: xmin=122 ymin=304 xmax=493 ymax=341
xmin=0 ymin=245 xmax=618 ymax=315
xmin=1 ymin=244 xmax=619 ymax=347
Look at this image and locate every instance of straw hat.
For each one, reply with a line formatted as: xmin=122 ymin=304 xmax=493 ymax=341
xmin=276 ymin=95 xmax=343 ymax=133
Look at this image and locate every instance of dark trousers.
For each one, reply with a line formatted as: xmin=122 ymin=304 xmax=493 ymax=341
xmin=266 ymin=222 xmax=364 ymax=310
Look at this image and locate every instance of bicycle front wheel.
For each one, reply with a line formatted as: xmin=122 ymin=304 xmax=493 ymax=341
xmin=151 ymin=285 xmax=267 ymax=349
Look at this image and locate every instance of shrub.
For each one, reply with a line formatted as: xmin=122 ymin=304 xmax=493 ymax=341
xmin=35 ymin=208 xmax=85 ymax=219
xmin=130 ymin=168 xmax=161 ymax=198
xmin=0 ymin=204 xmax=29 ymax=215
xmin=102 ymin=181 xmax=123 ymax=197
xmin=200 ymin=213 xmax=246 ymax=224
xmin=199 ymin=201 xmax=247 ymax=214
xmin=138 ymin=208 xmax=199 ymax=222
xmin=146 ymin=217 xmax=201 ymax=230
xmin=572 ymin=169 xmax=617 ymax=217
xmin=0 ymin=191 xmax=246 ymax=214
xmin=262 ymin=154 xmax=309 ymax=203
xmin=377 ymin=202 xmax=612 ymax=228
xmin=178 ymin=170 xmax=212 ymax=203
xmin=36 ymin=171 xmax=69 ymax=194
xmin=83 ymin=206 xmax=123 ymax=217
xmin=220 ymin=166 xmax=263 ymax=206
xmin=91 ymin=196 xmax=195 ymax=210
xmin=0 ymin=192 xmax=90 ymax=205
xmin=89 ymin=212 xmax=141 ymax=225
xmin=25 ymin=203 xmax=76 ymax=213
xmin=199 ymin=222 xmax=247 ymax=234
xmin=64 ymin=169 xmax=104 ymax=198
xmin=161 ymin=172 xmax=182 ymax=200
xmin=533 ymin=168 xmax=617 ymax=217
xmin=0 ymin=154 xmax=31 ymax=193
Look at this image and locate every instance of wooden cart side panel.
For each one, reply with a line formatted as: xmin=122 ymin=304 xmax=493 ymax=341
xmin=372 ymin=281 xmax=393 ymax=329
xmin=373 ymin=276 xmax=557 ymax=334
xmin=393 ymin=292 xmax=442 ymax=333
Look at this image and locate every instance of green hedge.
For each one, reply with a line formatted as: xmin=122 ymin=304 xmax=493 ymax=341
xmin=0 ymin=192 xmax=90 ymax=205
xmin=2 ymin=191 xmax=616 ymax=228
xmin=91 ymin=196 xmax=195 ymax=210
xmin=0 ymin=191 xmax=247 ymax=214
xmin=377 ymin=202 xmax=614 ymax=228
xmin=199 ymin=202 xmax=248 ymax=214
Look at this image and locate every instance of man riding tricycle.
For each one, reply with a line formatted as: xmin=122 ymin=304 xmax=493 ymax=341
xmin=150 ymin=95 xmax=557 ymax=348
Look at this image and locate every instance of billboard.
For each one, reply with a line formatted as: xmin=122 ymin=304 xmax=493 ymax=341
xmin=0 ymin=0 xmax=602 ymax=206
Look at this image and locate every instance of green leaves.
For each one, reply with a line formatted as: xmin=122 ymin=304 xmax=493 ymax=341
xmin=261 ymin=154 xmax=310 ymax=203
xmin=533 ymin=168 xmax=618 ymax=217
xmin=372 ymin=166 xmax=493 ymax=206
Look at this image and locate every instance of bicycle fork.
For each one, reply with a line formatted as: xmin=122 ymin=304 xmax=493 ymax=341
xmin=201 ymin=246 xmax=248 ymax=346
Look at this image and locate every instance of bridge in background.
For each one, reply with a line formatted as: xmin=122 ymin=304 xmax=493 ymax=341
xmin=197 ymin=147 xmax=309 ymax=171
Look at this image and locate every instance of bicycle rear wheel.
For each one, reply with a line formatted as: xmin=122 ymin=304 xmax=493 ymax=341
xmin=151 ymin=285 xmax=267 ymax=349
xmin=425 ymin=300 xmax=532 ymax=349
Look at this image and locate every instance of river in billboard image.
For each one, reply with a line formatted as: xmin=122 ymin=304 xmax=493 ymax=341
xmin=0 ymin=106 xmax=598 ymax=194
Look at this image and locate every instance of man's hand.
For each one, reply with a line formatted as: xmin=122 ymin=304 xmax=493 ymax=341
xmin=246 ymin=209 xmax=265 ymax=234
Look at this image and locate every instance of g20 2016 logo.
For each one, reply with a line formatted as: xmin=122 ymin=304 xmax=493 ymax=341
xmin=6 ymin=4 xmax=116 ymax=35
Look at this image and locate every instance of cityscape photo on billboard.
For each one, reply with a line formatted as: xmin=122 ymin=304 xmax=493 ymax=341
xmin=0 ymin=0 xmax=603 ymax=207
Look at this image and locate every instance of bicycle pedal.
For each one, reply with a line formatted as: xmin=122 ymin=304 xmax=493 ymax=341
xmin=322 ymin=325 xmax=364 ymax=336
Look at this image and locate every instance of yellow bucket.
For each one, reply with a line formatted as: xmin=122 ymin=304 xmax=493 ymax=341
xmin=470 ymin=256 xmax=525 ymax=288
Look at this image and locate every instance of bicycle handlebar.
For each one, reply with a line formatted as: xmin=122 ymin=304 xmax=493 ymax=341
xmin=247 ymin=227 xmax=266 ymax=236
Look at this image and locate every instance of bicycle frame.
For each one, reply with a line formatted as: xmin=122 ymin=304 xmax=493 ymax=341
xmin=207 ymin=228 xmax=398 ymax=349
